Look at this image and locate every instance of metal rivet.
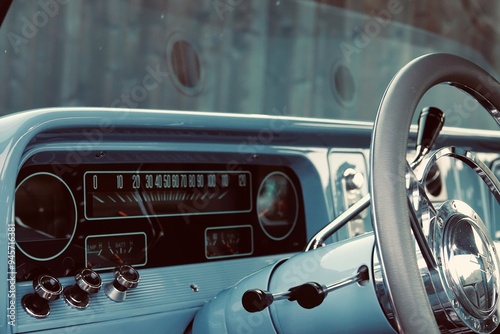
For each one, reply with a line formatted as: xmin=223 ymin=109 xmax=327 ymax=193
xmin=95 ymin=151 xmax=106 ymax=159
xmin=474 ymin=320 xmax=480 ymax=330
xmin=452 ymin=299 xmax=459 ymax=308
xmin=493 ymin=315 xmax=498 ymax=324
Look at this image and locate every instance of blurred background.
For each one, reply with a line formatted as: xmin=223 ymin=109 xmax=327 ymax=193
xmin=1 ymin=0 xmax=499 ymax=129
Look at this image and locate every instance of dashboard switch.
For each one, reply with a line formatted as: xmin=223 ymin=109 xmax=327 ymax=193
xmin=22 ymin=275 xmax=63 ymax=318
xmin=343 ymin=168 xmax=364 ymax=191
xmin=104 ymin=265 xmax=140 ymax=302
xmin=341 ymin=167 xmax=366 ymax=237
xmin=64 ymin=268 xmax=102 ymax=308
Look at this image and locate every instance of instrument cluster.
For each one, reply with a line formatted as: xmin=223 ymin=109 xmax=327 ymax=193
xmin=14 ymin=153 xmax=306 ymax=282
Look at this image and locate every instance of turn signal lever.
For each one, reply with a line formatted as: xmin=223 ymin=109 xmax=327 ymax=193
xmin=242 ymin=266 xmax=368 ymax=312
xmin=410 ymin=106 xmax=445 ymax=168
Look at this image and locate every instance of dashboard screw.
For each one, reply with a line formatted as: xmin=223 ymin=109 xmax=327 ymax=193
xmin=95 ymin=151 xmax=106 ymax=159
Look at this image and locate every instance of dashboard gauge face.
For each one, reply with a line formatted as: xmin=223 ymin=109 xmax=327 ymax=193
xmin=205 ymin=226 xmax=253 ymax=259
xmin=15 ymin=172 xmax=77 ymax=261
xmin=85 ymin=232 xmax=147 ymax=270
xmin=84 ymin=170 xmax=252 ymax=219
xmin=14 ymin=158 xmax=306 ymax=281
xmin=257 ymin=172 xmax=299 ymax=240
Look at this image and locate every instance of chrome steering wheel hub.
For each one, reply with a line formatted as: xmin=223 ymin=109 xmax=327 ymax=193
xmin=433 ymin=200 xmax=500 ymax=332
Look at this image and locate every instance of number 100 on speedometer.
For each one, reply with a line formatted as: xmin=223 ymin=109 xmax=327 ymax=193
xmin=84 ymin=171 xmax=252 ymax=219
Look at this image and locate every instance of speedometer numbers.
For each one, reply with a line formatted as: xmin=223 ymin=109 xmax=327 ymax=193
xmin=84 ymin=171 xmax=252 ymax=219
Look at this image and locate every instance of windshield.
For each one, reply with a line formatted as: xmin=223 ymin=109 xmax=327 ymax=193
xmin=1 ymin=0 xmax=499 ymax=129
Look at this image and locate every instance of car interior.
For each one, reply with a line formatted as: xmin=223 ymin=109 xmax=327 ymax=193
xmin=0 ymin=1 xmax=499 ymax=333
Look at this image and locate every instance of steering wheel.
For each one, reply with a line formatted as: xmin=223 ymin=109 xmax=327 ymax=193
xmin=371 ymin=53 xmax=500 ymax=333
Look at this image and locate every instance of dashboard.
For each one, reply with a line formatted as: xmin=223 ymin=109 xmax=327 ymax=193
xmin=1 ymin=0 xmax=499 ymax=332
xmin=4 ymin=108 xmax=341 ymax=333
xmin=15 ymin=155 xmax=306 ymax=281
xmin=2 ymin=108 xmax=499 ymax=333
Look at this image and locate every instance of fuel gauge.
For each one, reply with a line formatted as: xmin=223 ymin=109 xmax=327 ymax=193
xmin=85 ymin=232 xmax=147 ymax=270
xmin=205 ymin=226 xmax=253 ymax=259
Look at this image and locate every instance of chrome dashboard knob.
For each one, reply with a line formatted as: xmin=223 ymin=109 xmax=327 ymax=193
xmin=343 ymin=168 xmax=364 ymax=191
xmin=64 ymin=268 xmax=102 ymax=309
xmin=22 ymin=274 xmax=63 ymax=318
xmin=104 ymin=265 xmax=140 ymax=302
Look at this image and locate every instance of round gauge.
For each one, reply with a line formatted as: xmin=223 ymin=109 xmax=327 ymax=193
xmin=15 ymin=172 xmax=77 ymax=261
xmin=257 ymin=172 xmax=299 ymax=241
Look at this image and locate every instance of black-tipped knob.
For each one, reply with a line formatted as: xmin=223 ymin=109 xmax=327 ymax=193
xmin=242 ymin=289 xmax=274 ymax=312
xmin=416 ymin=107 xmax=445 ymax=153
xmin=64 ymin=268 xmax=102 ymax=309
xmin=22 ymin=275 xmax=63 ymax=318
xmin=293 ymin=282 xmax=327 ymax=309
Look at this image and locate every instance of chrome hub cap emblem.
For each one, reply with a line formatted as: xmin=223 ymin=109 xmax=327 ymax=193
xmin=433 ymin=200 xmax=500 ymax=333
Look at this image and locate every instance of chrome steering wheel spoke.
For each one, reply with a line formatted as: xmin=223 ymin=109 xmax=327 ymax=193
xmin=420 ymin=146 xmax=500 ymax=203
xmin=404 ymin=146 xmax=500 ymax=332
xmin=406 ymin=162 xmax=438 ymax=270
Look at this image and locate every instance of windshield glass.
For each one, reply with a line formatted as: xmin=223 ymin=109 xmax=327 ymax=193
xmin=1 ymin=0 xmax=499 ymax=129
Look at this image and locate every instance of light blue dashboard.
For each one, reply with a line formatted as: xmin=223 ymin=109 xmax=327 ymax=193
xmin=1 ymin=107 xmax=499 ymax=333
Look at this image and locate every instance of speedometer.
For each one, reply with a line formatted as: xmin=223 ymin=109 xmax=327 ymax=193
xmin=84 ymin=170 xmax=252 ymax=219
